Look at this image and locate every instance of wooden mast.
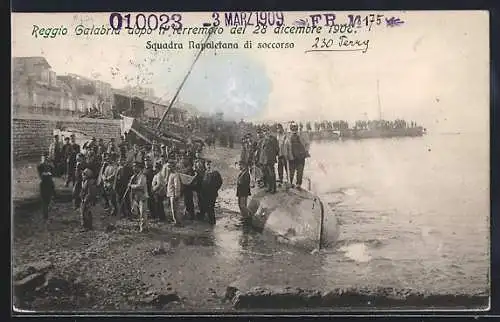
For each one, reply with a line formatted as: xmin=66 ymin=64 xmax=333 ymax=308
xmin=155 ymin=32 xmax=213 ymax=130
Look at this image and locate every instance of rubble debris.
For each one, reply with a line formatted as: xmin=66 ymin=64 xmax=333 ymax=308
xmin=105 ymin=225 xmax=116 ymax=233
xmin=163 ymin=300 xmax=182 ymax=310
xmin=225 ymin=284 xmax=489 ymax=309
xmin=151 ymin=246 xmax=167 ymax=256
xmin=14 ymin=272 xmax=47 ymax=296
xmin=229 ymin=286 xmax=322 ymax=309
xmin=41 ymin=274 xmax=72 ymax=292
xmin=14 ymin=260 xmax=53 ymax=280
xmin=138 ymin=291 xmax=181 ymax=308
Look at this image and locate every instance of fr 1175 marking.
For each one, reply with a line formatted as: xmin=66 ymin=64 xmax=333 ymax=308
xmin=308 ymin=13 xmax=385 ymax=31
xmin=109 ymin=13 xmax=183 ymax=31
xmin=347 ymin=14 xmax=384 ymax=31
xmin=211 ymin=11 xmax=285 ymax=27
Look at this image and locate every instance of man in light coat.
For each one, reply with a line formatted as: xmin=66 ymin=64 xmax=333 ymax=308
xmin=276 ymin=123 xmax=288 ymax=186
xmin=151 ymin=161 xmax=167 ymax=222
xmin=129 ymin=161 xmax=149 ymax=232
xmin=166 ymin=160 xmax=183 ymax=226
xmin=102 ymin=153 xmax=119 ymax=216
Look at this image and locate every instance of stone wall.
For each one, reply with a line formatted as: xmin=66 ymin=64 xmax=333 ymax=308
xmin=13 ymin=114 xmax=121 ymax=161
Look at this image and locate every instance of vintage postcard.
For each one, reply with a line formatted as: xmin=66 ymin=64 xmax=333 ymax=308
xmin=11 ymin=11 xmax=490 ymax=313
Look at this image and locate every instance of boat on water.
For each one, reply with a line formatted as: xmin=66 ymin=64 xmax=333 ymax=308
xmin=346 ymin=126 xmax=426 ymax=139
xmin=308 ymin=79 xmax=427 ymax=141
xmin=307 ymin=126 xmax=426 ymax=141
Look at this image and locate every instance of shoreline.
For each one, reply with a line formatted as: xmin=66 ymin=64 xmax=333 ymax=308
xmin=12 ymin=146 xmax=488 ymax=311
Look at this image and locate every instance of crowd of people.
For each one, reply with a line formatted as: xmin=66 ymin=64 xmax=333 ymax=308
xmin=37 ymin=133 xmax=223 ymax=232
xmin=236 ymin=122 xmax=311 ymax=223
xmin=35 ymin=118 xmax=313 ymax=232
xmin=238 ymin=119 xmax=421 ymax=135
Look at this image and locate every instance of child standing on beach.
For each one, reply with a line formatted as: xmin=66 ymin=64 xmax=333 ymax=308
xmin=236 ymin=160 xmax=251 ymax=224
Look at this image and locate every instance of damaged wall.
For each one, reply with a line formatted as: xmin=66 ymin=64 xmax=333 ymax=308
xmin=13 ymin=114 xmax=121 ymax=160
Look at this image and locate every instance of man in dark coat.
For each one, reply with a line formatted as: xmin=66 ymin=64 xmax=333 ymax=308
xmin=114 ymin=157 xmax=133 ymax=219
xmin=85 ymin=149 xmax=99 ymax=176
xmin=179 ymin=154 xmax=196 ymax=220
xmin=199 ymin=160 xmax=223 ymax=225
xmin=254 ymin=127 xmax=265 ymax=188
xmin=236 ymin=160 xmax=251 ymax=224
xmin=143 ymin=157 xmax=155 ymax=219
xmin=283 ymin=122 xmax=310 ymax=189
xmin=61 ymin=137 xmax=72 ymax=177
xmin=72 ymin=153 xmax=86 ymax=210
xmin=107 ymin=138 xmax=118 ymax=155
xmin=37 ymin=153 xmax=56 ymax=220
xmin=276 ymin=124 xmax=288 ymax=186
xmin=258 ymin=125 xmax=279 ymax=193
xmin=65 ymin=135 xmax=80 ymax=187
xmin=97 ymin=139 xmax=107 ymax=164
xmin=80 ymin=168 xmax=97 ymax=231
xmin=192 ymin=157 xmax=206 ymax=221
xmin=88 ymin=137 xmax=98 ymax=155
xmin=97 ymin=153 xmax=110 ymax=209
xmin=118 ymin=136 xmax=128 ymax=161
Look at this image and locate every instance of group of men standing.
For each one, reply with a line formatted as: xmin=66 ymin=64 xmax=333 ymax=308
xmin=239 ymin=122 xmax=311 ymax=193
xmin=39 ymin=134 xmax=223 ymax=232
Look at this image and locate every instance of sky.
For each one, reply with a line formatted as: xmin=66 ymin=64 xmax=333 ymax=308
xmin=12 ymin=11 xmax=489 ymax=133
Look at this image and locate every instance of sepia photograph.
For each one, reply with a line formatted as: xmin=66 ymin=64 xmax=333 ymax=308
xmin=11 ymin=10 xmax=489 ymax=313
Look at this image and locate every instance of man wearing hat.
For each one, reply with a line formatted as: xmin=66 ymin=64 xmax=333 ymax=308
xmin=179 ymin=153 xmax=196 ymax=220
xmin=236 ymin=160 xmax=251 ymax=224
xmin=148 ymin=140 xmax=160 ymax=168
xmin=73 ymin=153 xmax=87 ymax=210
xmin=97 ymin=152 xmax=110 ymax=208
xmin=97 ymin=138 xmax=107 ymax=162
xmin=166 ymin=159 xmax=183 ymax=226
xmin=65 ymin=135 xmax=80 ymax=187
xmin=199 ymin=160 xmax=223 ymax=225
xmin=192 ymin=157 xmax=206 ymax=220
xmin=254 ymin=127 xmax=265 ymax=188
xmin=48 ymin=135 xmax=62 ymax=177
xmin=107 ymin=138 xmax=118 ymax=155
xmin=118 ymin=136 xmax=128 ymax=161
xmin=160 ymin=144 xmax=168 ymax=159
xmin=102 ymin=153 xmax=119 ymax=215
xmin=37 ymin=152 xmax=56 ymax=220
xmin=80 ymin=168 xmax=97 ymax=231
xmin=129 ymin=161 xmax=149 ymax=232
xmin=258 ymin=125 xmax=279 ymax=193
xmin=143 ymin=156 xmax=156 ymax=220
xmin=113 ymin=156 xmax=133 ymax=219
xmin=151 ymin=159 xmax=167 ymax=222
xmin=88 ymin=136 xmax=97 ymax=150
xmin=239 ymin=134 xmax=253 ymax=167
xmin=61 ymin=137 xmax=72 ymax=177
xmin=283 ymin=122 xmax=310 ymax=189
xmin=85 ymin=148 xmax=99 ymax=176
xmin=276 ymin=123 xmax=288 ymax=186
